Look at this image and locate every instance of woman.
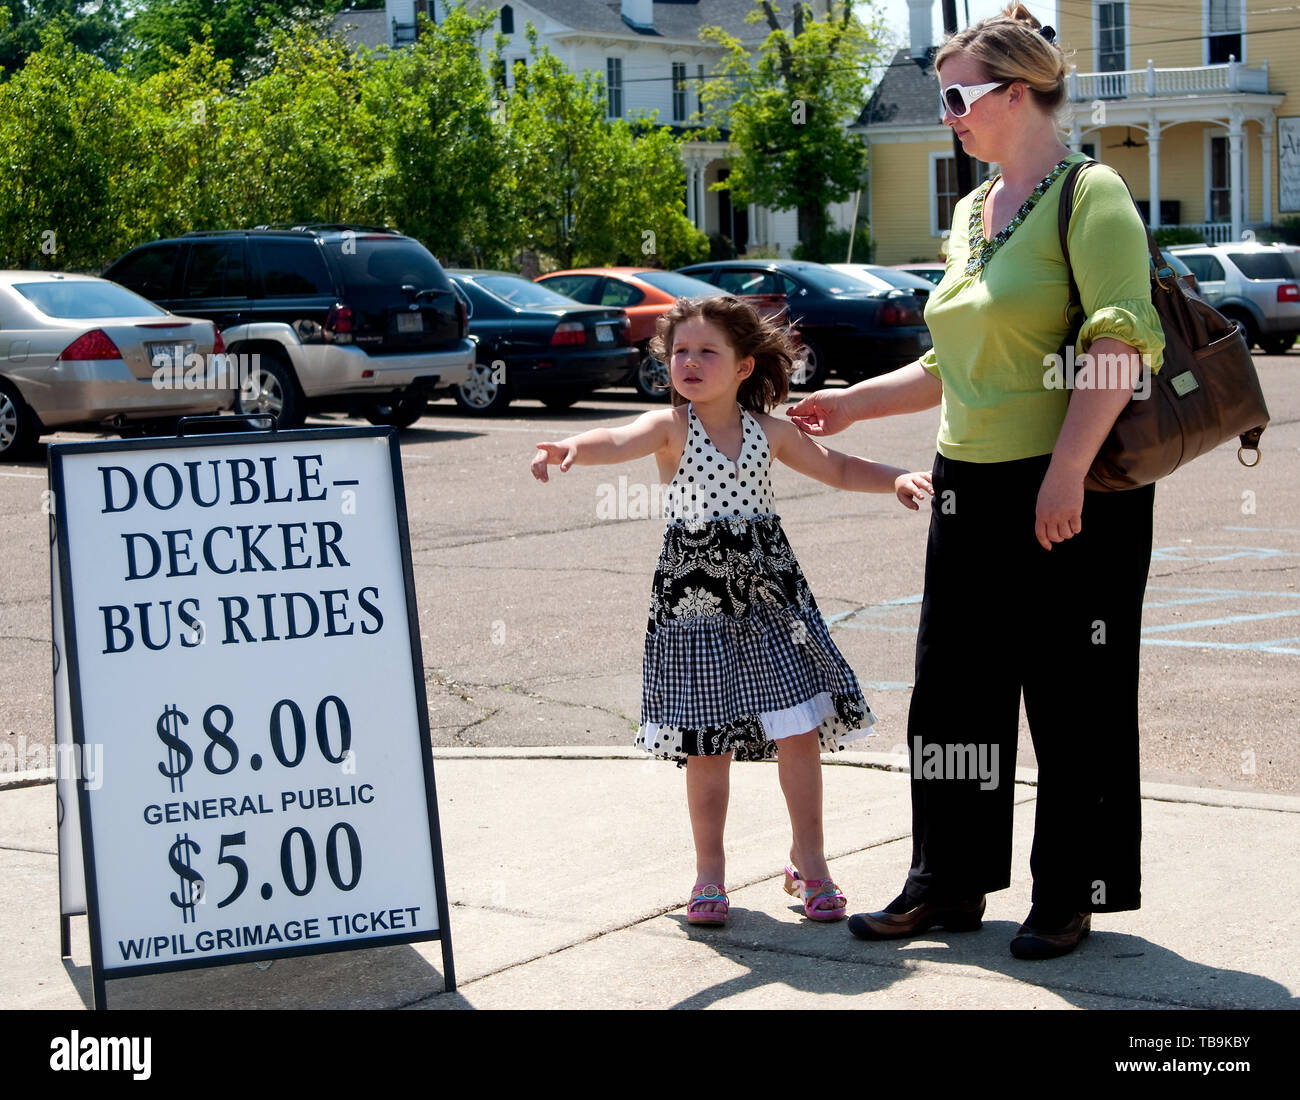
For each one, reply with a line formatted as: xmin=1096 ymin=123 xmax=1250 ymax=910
xmin=788 ymin=5 xmax=1164 ymax=959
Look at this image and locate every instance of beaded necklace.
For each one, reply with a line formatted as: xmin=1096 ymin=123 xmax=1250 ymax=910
xmin=965 ymin=156 xmax=1075 ymax=276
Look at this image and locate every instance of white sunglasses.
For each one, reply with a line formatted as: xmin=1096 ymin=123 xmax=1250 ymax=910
xmin=940 ymin=80 xmax=1009 ymax=117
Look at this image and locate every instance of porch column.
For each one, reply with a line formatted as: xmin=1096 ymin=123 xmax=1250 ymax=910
xmin=685 ymin=164 xmax=697 ymax=226
xmin=1069 ymin=114 xmax=1082 ymax=153
xmin=1229 ymin=109 xmax=1244 ymax=241
xmin=695 ymin=166 xmax=708 ymax=234
xmin=1147 ymin=114 xmax=1161 ymax=229
xmin=1262 ymin=124 xmax=1274 ymax=227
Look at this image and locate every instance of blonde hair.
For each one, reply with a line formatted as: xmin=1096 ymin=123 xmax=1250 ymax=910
xmin=649 ymin=295 xmax=795 ymax=414
xmin=933 ymin=3 xmax=1070 ymax=115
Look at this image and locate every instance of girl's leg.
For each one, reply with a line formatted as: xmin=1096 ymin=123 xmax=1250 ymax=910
xmin=686 ymin=752 xmax=732 ymax=914
xmin=776 ymin=730 xmax=838 ymax=905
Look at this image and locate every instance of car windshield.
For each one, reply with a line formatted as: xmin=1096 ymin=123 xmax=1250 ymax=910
xmin=791 ymin=266 xmax=878 ymax=294
xmin=476 ymin=276 xmax=576 ymax=308
xmin=1227 ymin=252 xmax=1295 ymax=280
xmin=327 ymin=236 xmax=447 ymax=289
xmin=634 ymin=271 xmax=721 ymax=297
xmin=13 ymin=280 xmax=167 ymax=318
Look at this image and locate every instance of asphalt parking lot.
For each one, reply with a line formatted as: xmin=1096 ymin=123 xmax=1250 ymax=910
xmin=2 ymin=358 xmax=1297 ymax=795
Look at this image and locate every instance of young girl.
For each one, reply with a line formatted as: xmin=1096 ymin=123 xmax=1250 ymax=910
xmin=531 ymin=295 xmax=932 ymax=926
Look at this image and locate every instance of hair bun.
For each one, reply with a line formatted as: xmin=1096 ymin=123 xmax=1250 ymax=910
xmin=1002 ymin=3 xmax=1042 ymax=29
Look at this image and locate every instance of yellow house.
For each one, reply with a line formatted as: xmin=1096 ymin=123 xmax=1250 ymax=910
xmin=859 ymin=1 xmax=1297 ymax=263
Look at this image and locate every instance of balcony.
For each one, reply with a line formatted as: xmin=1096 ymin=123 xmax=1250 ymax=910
xmin=1067 ymin=59 xmax=1270 ymax=101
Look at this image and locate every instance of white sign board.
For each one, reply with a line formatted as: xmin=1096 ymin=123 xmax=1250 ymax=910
xmin=1280 ymin=117 xmax=1300 ymax=213
xmin=49 ymin=428 xmax=453 ymax=1007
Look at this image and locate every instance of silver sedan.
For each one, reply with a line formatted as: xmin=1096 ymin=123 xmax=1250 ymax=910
xmin=0 ymin=272 xmax=236 ymax=460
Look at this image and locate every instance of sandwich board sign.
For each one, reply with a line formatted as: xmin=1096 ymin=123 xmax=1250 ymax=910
xmin=49 ymin=425 xmax=454 ymax=1008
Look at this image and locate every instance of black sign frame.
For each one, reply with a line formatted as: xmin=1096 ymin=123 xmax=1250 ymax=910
xmin=48 ymin=426 xmax=455 ymax=1008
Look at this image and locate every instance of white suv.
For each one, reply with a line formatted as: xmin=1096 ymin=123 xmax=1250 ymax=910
xmin=1167 ymin=242 xmax=1300 ymax=355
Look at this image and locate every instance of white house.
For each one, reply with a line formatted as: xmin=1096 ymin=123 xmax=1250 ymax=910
xmin=334 ymin=0 xmax=868 ymax=256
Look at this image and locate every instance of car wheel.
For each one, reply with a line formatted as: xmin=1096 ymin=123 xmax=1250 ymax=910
xmin=634 ymin=351 xmax=671 ymax=401
xmin=1258 ymin=335 xmax=1295 ymax=356
xmin=235 ymin=352 xmax=304 ymax=429
xmin=0 ymin=381 xmax=38 ymax=462
xmin=790 ymin=339 xmax=827 ymax=390
xmin=360 ymin=395 xmax=428 ymax=429
xmin=453 ymin=362 xmax=513 ymax=415
xmin=540 ymin=389 xmax=584 ymax=410
xmin=1221 ymin=310 xmax=1259 ymax=351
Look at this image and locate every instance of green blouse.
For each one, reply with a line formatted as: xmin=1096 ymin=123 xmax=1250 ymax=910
xmin=919 ymin=152 xmax=1165 ymax=463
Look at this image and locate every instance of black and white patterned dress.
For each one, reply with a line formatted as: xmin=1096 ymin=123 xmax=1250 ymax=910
xmin=635 ymin=402 xmax=876 ymax=765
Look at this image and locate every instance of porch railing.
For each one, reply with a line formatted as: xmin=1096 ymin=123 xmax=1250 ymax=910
xmin=1069 ymin=59 xmax=1270 ymax=101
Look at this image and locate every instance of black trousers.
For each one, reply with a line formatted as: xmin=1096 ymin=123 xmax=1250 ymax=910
xmin=904 ymin=452 xmax=1155 ymax=913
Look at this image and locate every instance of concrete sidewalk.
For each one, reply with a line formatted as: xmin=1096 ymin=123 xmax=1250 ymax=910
xmin=2 ymin=750 xmax=1297 ymax=1010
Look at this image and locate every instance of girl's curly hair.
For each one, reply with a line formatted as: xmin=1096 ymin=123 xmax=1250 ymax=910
xmin=648 ymin=294 xmax=798 ymax=414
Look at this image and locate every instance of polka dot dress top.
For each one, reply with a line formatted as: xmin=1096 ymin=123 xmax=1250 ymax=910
xmin=665 ymin=403 xmax=775 ymax=524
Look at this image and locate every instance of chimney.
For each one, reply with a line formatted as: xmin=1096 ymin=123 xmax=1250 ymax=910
xmin=908 ymin=0 xmax=933 ymax=60
xmin=621 ymin=0 xmax=654 ymax=31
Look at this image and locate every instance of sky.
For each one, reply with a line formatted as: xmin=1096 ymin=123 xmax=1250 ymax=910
xmin=875 ymin=0 xmax=1061 ymax=53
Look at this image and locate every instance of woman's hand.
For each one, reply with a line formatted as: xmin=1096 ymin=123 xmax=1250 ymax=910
xmin=786 ymin=389 xmax=854 ymax=437
xmin=531 ymin=441 xmax=578 ymax=482
xmin=1035 ymin=464 xmax=1085 ymax=550
xmin=895 ymin=470 xmax=933 ymax=510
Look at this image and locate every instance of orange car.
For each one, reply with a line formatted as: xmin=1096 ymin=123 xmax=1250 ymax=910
xmin=534 ymin=267 xmax=727 ymax=400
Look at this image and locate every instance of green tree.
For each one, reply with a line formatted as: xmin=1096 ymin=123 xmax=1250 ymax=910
xmin=358 ymin=6 xmax=505 ymax=262
xmin=0 ymin=24 xmax=127 ymax=267
xmin=0 ymin=1 xmax=126 ymax=76
xmin=495 ymin=24 xmax=706 ymax=270
xmin=125 ymin=0 xmax=344 ymax=80
xmin=698 ymin=0 xmax=884 ymax=259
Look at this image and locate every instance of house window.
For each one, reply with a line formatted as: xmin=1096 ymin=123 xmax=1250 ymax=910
xmin=512 ymin=56 xmax=527 ymax=90
xmin=606 ymin=58 xmax=623 ymax=118
xmin=933 ymin=155 xmax=959 ymax=236
xmin=500 ymin=5 xmax=514 ymax=34
xmin=1097 ymin=3 xmax=1126 ymax=72
xmin=1207 ymin=0 xmax=1244 ymax=64
xmin=697 ymin=64 xmax=705 ymax=117
xmin=1210 ymin=136 xmax=1231 ymax=221
xmin=672 ymin=62 xmax=687 ymax=122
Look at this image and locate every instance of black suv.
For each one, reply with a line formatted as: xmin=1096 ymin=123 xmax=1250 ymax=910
xmin=103 ymin=225 xmax=475 ymax=428
xmin=675 ymin=260 xmax=932 ymax=388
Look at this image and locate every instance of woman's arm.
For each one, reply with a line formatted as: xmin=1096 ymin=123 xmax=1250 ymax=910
xmin=786 ymin=359 xmax=942 ymax=437
xmin=1035 ymin=336 xmax=1138 ymax=549
xmin=531 ymin=408 xmax=675 ymax=482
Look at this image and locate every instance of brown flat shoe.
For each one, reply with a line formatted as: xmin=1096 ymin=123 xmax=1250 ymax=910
xmin=847 ymin=893 xmax=986 ymax=940
xmin=1009 ymin=911 xmax=1091 ymax=959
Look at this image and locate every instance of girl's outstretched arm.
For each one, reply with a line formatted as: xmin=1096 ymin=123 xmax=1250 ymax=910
xmin=760 ymin=414 xmax=932 ymax=507
xmin=531 ymin=407 xmax=676 ymax=482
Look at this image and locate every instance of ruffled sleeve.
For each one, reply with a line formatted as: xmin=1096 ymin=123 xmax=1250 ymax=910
xmin=919 ymin=345 xmax=941 ymax=378
xmin=1067 ymin=166 xmax=1166 ymax=374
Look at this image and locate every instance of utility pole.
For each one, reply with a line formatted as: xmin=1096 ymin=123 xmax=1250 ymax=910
xmin=941 ymin=0 xmax=975 ymax=195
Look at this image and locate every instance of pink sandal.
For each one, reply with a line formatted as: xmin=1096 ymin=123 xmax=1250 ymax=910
xmin=687 ymin=882 xmax=729 ymax=926
xmin=783 ymin=863 xmax=847 ymax=922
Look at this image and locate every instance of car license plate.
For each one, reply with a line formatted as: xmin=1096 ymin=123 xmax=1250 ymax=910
xmin=397 ymin=312 xmax=423 ymax=333
xmin=596 ymin=324 xmax=614 ymax=343
xmin=146 ymin=340 xmax=198 ymax=368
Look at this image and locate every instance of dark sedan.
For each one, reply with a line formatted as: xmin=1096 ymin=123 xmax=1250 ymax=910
xmin=675 ymin=260 xmax=931 ymax=388
xmin=444 ymin=271 xmax=638 ymax=414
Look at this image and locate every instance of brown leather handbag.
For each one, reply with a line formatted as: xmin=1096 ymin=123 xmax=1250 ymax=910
xmin=1058 ymin=160 xmax=1270 ymax=492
